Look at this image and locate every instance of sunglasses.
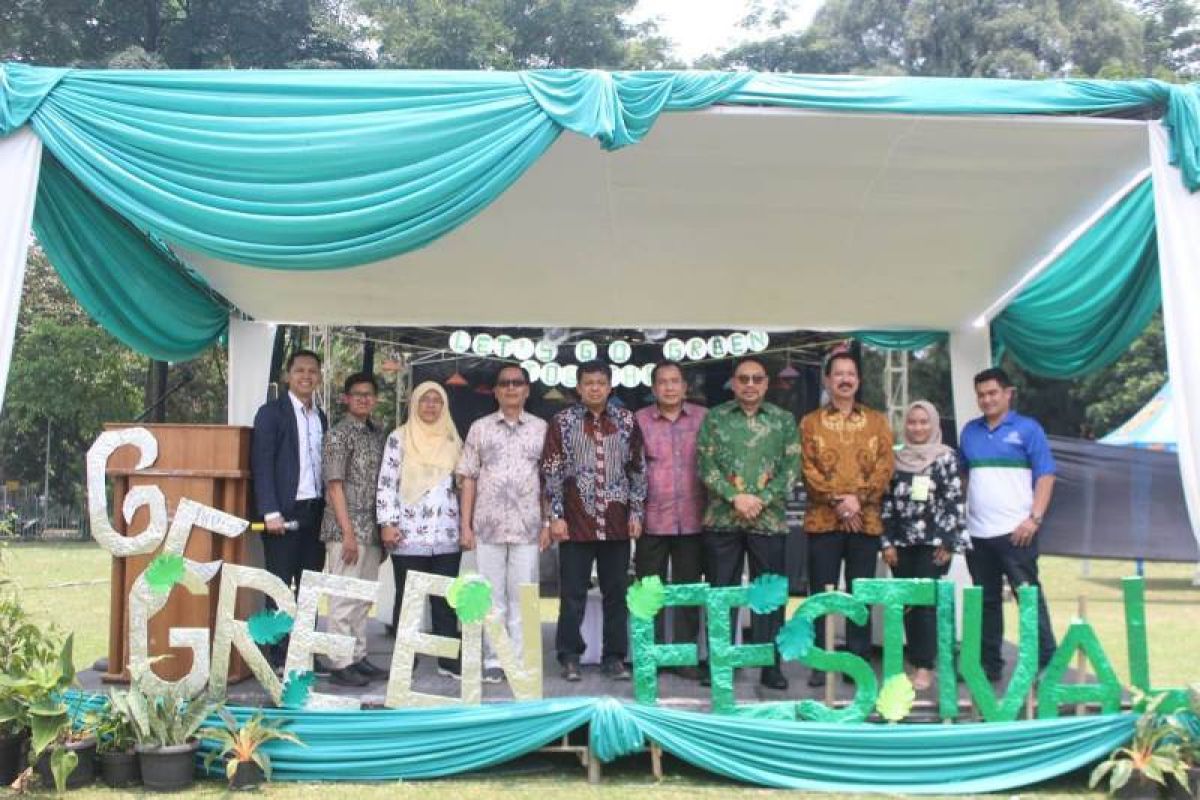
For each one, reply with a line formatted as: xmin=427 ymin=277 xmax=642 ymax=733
xmin=735 ymin=374 xmax=767 ymax=385
xmin=496 ymin=379 xmax=528 ymax=388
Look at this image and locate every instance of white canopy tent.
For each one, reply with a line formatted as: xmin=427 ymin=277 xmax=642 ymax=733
xmin=180 ymin=107 xmax=1151 ymax=439
xmin=184 ymin=108 xmax=1149 ymax=333
xmin=1 ymin=83 xmax=1198 ymax=550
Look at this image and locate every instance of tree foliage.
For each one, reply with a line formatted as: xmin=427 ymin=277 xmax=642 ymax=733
xmin=361 ymin=0 xmax=679 ymax=69
xmin=719 ymin=0 xmax=1154 ymax=77
xmin=0 ymin=0 xmax=371 ymax=68
xmin=0 ymin=320 xmax=143 ymax=502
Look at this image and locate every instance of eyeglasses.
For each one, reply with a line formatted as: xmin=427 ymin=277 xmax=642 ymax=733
xmin=735 ymin=374 xmax=767 ymax=385
xmin=496 ymin=379 xmax=527 ymax=388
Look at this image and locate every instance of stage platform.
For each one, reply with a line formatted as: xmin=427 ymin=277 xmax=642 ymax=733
xmin=78 ymin=619 xmax=1059 ymax=718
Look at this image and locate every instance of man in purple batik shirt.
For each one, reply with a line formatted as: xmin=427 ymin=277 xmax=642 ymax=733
xmin=634 ymin=360 xmax=708 ymax=681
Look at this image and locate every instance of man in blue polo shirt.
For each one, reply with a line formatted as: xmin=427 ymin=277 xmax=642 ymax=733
xmin=959 ymin=367 xmax=1057 ymax=680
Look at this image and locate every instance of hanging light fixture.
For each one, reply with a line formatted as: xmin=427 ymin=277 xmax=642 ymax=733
xmin=446 ymin=359 xmax=468 ymax=387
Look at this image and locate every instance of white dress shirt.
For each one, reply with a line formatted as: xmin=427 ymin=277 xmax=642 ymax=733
xmin=290 ymin=391 xmax=324 ymax=501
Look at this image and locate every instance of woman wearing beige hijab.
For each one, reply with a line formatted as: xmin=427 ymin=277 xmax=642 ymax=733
xmin=880 ymin=400 xmax=967 ymax=691
xmin=376 ymin=381 xmax=464 ymax=678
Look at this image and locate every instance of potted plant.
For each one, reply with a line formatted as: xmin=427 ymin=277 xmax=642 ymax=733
xmin=88 ymin=692 xmax=140 ymax=788
xmin=110 ymin=675 xmax=218 ymax=792
xmin=1091 ymin=692 xmax=1191 ymax=799
xmin=1173 ymin=683 xmax=1200 ymax=800
xmin=200 ymin=708 xmax=303 ymax=790
xmin=31 ymin=704 xmax=97 ymax=793
xmin=0 ymin=632 xmax=95 ymax=792
xmin=0 ymin=591 xmax=62 ymax=785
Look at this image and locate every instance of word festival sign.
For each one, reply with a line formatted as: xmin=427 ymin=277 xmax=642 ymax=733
xmin=89 ymin=429 xmax=1181 ymax=720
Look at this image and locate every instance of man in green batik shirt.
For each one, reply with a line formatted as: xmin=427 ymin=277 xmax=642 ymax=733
xmin=697 ymin=355 xmax=800 ymax=691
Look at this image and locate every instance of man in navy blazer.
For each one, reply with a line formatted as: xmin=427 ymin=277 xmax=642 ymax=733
xmin=252 ymin=348 xmax=328 ymax=666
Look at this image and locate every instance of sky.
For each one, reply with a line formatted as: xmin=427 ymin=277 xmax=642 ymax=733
xmin=625 ymin=0 xmax=823 ymax=63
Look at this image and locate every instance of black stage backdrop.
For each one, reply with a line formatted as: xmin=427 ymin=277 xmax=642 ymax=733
xmin=1041 ymin=436 xmax=1199 ymax=562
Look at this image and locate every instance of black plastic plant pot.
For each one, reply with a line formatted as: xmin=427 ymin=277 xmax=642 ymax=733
xmin=136 ymin=740 xmax=200 ymax=792
xmin=34 ymin=737 xmax=97 ymax=790
xmin=0 ymin=732 xmax=28 ymax=786
xmin=229 ymin=760 xmax=265 ymax=791
xmin=1114 ymin=772 xmax=1165 ymax=800
xmin=99 ymin=749 xmax=141 ymax=788
xmin=1166 ymin=768 xmax=1200 ymax=800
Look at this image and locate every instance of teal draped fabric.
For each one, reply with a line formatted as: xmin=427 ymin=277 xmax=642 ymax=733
xmin=855 ymin=330 xmax=948 ymax=351
xmin=991 ymin=178 xmax=1160 ymax=378
xmin=66 ymin=692 xmax=1133 ymax=792
xmin=21 ymin=67 xmax=563 ymax=270
xmin=600 ymin=703 xmax=1136 ymax=794
xmin=32 ymin=155 xmax=229 ymax=361
xmin=0 ymin=62 xmax=1195 ymax=364
xmin=856 ymin=177 xmax=1159 ymax=377
xmin=519 ymin=69 xmax=752 ymax=149
xmin=0 ymin=64 xmax=67 ymax=130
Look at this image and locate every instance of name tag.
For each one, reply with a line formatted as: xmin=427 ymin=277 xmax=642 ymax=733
xmin=911 ymin=475 xmax=932 ymax=502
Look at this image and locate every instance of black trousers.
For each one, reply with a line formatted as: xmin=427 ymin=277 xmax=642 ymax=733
xmin=966 ymin=535 xmax=1057 ymax=675
xmin=556 ymin=539 xmax=631 ymax=665
xmin=391 ymin=551 xmax=463 ymax=668
xmin=889 ymin=545 xmax=950 ymax=669
xmin=634 ymin=533 xmax=705 ymax=645
xmin=262 ymin=499 xmax=326 ymax=594
xmin=703 ymin=530 xmax=786 ymax=666
xmin=806 ymin=531 xmax=881 ymax=658
xmin=261 ymin=499 xmax=324 ymax=665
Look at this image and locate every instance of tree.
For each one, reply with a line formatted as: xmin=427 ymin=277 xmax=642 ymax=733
xmin=0 ymin=320 xmax=144 ymax=502
xmin=718 ymin=0 xmax=1146 ymax=77
xmin=1139 ymin=0 xmax=1200 ymax=76
xmin=1072 ymin=314 xmax=1167 ymax=438
xmin=0 ymin=252 xmax=145 ymax=501
xmin=362 ymin=0 xmax=679 ymax=70
xmin=1 ymin=0 xmax=370 ymax=68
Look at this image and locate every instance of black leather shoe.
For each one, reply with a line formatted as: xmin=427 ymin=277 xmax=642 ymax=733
xmin=602 ymin=658 xmax=631 ymax=681
xmin=760 ymin=668 xmax=789 ymax=691
xmin=352 ymin=659 xmax=388 ymax=679
xmin=807 ymin=670 xmax=826 ymax=688
xmin=330 ymin=667 xmax=369 ymax=687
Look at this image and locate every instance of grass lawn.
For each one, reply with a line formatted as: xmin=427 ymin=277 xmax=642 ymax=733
xmin=2 ymin=540 xmax=1196 ymax=798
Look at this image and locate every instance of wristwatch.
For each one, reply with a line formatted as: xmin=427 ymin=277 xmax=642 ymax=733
xmin=1029 ymin=513 xmax=1044 ymax=525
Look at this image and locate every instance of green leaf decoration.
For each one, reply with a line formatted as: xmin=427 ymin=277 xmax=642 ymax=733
xmin=775 ymin=615 xmax=815 ymax=661
xmin=144 ymin=553 xmax=186 ymax=595
xmin=876 ymin=673 xmax=917 ymax=722
xmin=625 ymin=576 xmax=666 ymax=621
xmin=747 ymin=573 xmax=789 ymax=614
xmin=447 ymin=575 xmax=492 ymax=624
xmin=247 ymin=610 xmax=294 ymax=645
xmin=281 ymin=670 xmax=315 ymax=709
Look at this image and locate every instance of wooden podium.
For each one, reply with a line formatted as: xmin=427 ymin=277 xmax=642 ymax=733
xmin=102 ymin=424 xmax=256 ymax=683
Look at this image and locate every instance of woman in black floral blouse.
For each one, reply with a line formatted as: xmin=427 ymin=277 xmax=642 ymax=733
xmin=880 ymin=400 xmax=967 ymax=691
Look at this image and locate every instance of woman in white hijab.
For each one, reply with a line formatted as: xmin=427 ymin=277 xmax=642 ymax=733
xmin=377 ymin=381 xmax=464 ymax=678
xmin=880 ymin=400 xmax=967 ymax=691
